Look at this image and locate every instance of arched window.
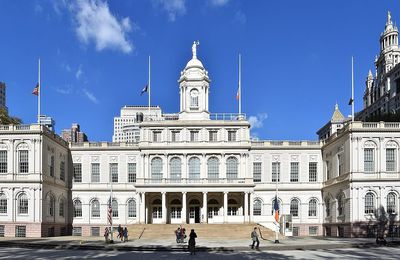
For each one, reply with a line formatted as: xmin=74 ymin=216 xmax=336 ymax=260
xmin=91 ymin=199 xmax=100 ymax=218
xmin=0 ymin=193 xmax=7 ymax=214
xmin=207 ymin=157 xmax=219 ymax=181
xmin=190 ymin=89 xmax=199 ymax=108
xmin=387 ymin=192 xmax=397 ymax=214
xmin=18 ymin=193 xmax=28 ymax=214
xmin=188 ymin=157 xmax=200 ymax=182
xmin=365 ymin=192 xmax=375 ymax=214
xmin=290 ymin=199 xmax=299 ymax=217
xmin=337 ymin=193 xmax=344 ymax=216
xmin=253 ymin=199 xmax=262 ymax=216
xmin=48 ymin=195 xmax=55 ymax=217
xmin=170 ymin=157 xmax=181 ymax=181
xmin=112 ymin=199 xmax=118 ymax=217
xmin=74 ymin=200 xmax=82 ymax=218
xmin=226 ymin=157 xmax=238 ymax=180
xmin=308 ymin=199 xmax=317 ymax=217
xmin=151 ymin=157 xmax=163 ymax=181
xmin=325 ymin=198 xmax=330 ymax=217
xmin=128 ymin=199 xmax=136 ymax=218
xmin=59 ymin=198 xmax=65 ymax=217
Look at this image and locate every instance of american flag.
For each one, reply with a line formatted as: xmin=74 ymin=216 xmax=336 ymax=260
xmin=107 ymin=197 xmax=113 ymax=225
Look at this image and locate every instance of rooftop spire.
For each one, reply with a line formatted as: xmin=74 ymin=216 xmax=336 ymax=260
xmin=387 ymin=11 xmax=392 ymax=26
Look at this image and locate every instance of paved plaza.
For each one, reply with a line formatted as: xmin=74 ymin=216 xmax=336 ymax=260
xmin=0 ymin=246 xmax=399 ymax=260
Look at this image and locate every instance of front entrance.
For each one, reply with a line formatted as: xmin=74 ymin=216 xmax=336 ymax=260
xmin=189 ymin=199 xmax=201 ymax=223
xmin=189 ymin=207 xmax=200 ymax=223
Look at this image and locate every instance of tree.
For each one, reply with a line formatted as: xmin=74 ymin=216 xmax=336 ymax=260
xmin=0 ymin=107 xmax=22 ymax=125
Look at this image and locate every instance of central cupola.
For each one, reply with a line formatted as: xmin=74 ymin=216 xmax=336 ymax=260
xmin=178 ymin=41 xmax=211 ymax=120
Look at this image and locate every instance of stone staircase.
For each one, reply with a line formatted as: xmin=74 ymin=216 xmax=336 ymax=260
xmin=126 ymin=224 xmax=278 ymax=240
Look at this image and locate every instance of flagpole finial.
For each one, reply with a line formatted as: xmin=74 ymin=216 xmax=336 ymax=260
xmin=192 ymin=41 xmax=200 ymax=59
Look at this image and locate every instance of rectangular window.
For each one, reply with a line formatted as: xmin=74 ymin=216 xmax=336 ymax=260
xmin=128 ymin=163 xmax=136 ymax=183
xmin=171 ymin=131 xmax=180 ymax=142
xmin=19 ymin=150 xmax=29 ymax=173
xmin=73 ymin=227 xmax=82 ymax=236
xmin=0 ymin=151 xmax=7 ymax=173
xmin=91 ymin=227 xmax=100 ymax=236
xmin=49 ymin=155 xmax=54 ymax=177
xmin=110 ymin=163 xmax=118 ymax=183
xmin=290 ymin=162 xmax=299 ymax=182
xmin=73 ymin=163 xmax=82 ymax=183
xmin=338 ymin=154 xmax=344 ymax=176
xmin=253 ymin=162 xmax=262 ymax=182
xmin=228 ymin=130 xmax=237 ymax=142
xmin=364 ymin=148 xmax=374 ymax=172
xmin=209 ymin=130 xmax=218 ymax=142
xmin=153 ymin=131 xmax=161 ymax=142
xmin=0 ymin=225 xmax=4 ymax=237
xmin=309 ymin=162 xmax=317 ymax=182
xmin=91 ymin=163 xmax=100 ymax=183
xmin=326 ymin=161 xmax=331 ymax=180
xmin=15 ymin=226 xmax=26 ymax=237
xmin=0 ymin=198 xmax=6 ymax=214
xmin=309 ymin=226 xmax=318 ymax=236
xmin=60 ymin=161 xmax=65 ymax=181
xmin=386 ymin=148 xmax=396 ymax=172
xmin=272 ymin=162 xmax=280 ymax=182
xmin=190 ymin=131 xmax=199 ymax=142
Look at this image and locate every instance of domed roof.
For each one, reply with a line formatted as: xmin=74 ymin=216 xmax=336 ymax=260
xmin=185 ymin=57 xmax=204 ymax=69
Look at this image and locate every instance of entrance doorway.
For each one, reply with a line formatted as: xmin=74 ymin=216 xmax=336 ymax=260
xmin=189 ymin=199 xmax=201 ymax=224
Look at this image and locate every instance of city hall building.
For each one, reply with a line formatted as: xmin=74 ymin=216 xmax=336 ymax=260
xmin=1 ymin=13 xmax=400 ymax=238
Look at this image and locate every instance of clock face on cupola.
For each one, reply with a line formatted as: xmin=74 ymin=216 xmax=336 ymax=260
xmin=178 ymin=41 xmax=211 ymax=120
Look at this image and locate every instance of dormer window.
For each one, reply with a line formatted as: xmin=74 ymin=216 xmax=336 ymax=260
xmin=190 ymin=89 xmax=199 ymax=110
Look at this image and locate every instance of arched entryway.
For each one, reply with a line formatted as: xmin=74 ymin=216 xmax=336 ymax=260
xmin=169 ymin=198 xmax=182 ymax=224
xmin=151 ymin=198 xmax=162 ymax=224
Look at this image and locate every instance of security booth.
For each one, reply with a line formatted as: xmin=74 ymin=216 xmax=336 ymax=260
xmin=280 ymin=214 xmax=293 ymax=236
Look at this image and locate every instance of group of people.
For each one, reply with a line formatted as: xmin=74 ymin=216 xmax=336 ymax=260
xmin=175 ymin=226 xmax=197 ymax=255
xmin=103 ymin=225 xmax=129 ymax=243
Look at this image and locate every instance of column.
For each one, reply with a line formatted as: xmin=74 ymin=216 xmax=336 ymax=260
xmin=223 ymin=192 xmax=228 ymax=223
xmin=162 ymin=192 xmax=167 ymax=224
xmin=244 ymin=192 xmax=249 ymax=223
xmin=182 ymin=192 xmax=187 ymax=224
xmin=203 ymin=192 xmax=208 ymax=223
xmin=249 ymin=192 xmax=254 ymax=222
xmin=140 ymin=192 xmax=146 ymax=224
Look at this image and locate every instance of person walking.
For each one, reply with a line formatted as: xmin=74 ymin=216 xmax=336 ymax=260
xmin=104 ymin=227 xmax=109 ymax=243
xmin=188 ymin=229 xmax=197 ymax=255
xmin=123 ymin=227 xmax=128 ymax=242
xmin=251 ymin=227 xmax=260 ymax=249
xmin=117 ymin=224 xmax=122 ymax=240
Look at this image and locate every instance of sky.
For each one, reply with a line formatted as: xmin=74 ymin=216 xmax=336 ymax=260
xmin=0 ymin=0 xmax=399 ymax=141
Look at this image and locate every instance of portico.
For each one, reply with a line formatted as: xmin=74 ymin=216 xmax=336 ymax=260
xmin=137 ymin=190 xmax=254 ymax=224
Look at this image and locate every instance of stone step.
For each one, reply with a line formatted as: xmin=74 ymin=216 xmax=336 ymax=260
xmin=125 ymin=224 xmax=277 ymax=240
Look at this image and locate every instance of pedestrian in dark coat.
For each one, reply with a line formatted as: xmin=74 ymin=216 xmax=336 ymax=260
xmin=188 ymin=229 xmax=197 ymax=255
xmin=251 ymin=227 xmax=260 ymax=249
xmin=123 ymin=227 xmax=128 ymax=242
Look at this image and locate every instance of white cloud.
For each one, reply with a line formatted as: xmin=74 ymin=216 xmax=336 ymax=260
xmin=248 ymin=113 xmax=268 ymax=130
xmin=234 ymin=10 xmax=246 ymax=24
xmin=76 ymin=66 xmax=83 ymax=79
xmin=82 ymin=88 xmax=99 ymax=104
xmin=209 ymin=0 xmax=230 ymax=7
xmin=153 ymin=0 xmax=186 ymax=22
xmin=73 ymin=0 xmax=133 ymax=53
xmin=55 ymin=85 xmax=73 ymax=95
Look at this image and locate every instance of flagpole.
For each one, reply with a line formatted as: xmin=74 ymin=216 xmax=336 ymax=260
xmin=148 ymin=55 xmax=151 ymax=117
xmin=110 ymin=179 xmax=113 ymax=242
xmin=38 ymin=59 xmax=41 ymax=124
xmin=238 ymin=54 xmax=241 ymax=115
xmin=275 ymin=173 xmax=279 ymax=243
xmin=351 ymin=56 xmax=354 ymax=122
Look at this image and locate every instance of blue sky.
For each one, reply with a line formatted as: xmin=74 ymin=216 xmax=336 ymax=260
xmin=0 ymin=0 xmax=399 ymax=141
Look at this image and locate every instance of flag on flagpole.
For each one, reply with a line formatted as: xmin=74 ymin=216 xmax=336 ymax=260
xmin=348 ymin=98 xmax=354 ymax=106
xmin=273 ymin=196 xmax=280 ymax=222
xmin=140 ymin=84 xmax=148 ymax=96
xmin=236 ymin=86 xmax=240 ymax=101
xmin=107 ymin=197 xmax=113 ymax=225
xmin=32 ymin=83 xmax=39 ymax=96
